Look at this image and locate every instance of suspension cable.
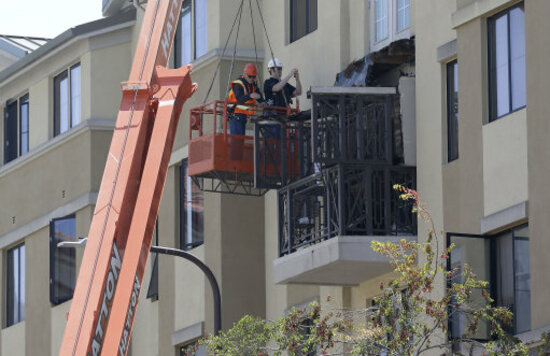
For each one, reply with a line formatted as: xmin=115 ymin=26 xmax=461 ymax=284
xmin=202 ymin=0 xmax=244 ymax=103
xmin=224 ymin=0 xmax=244 ymax=99
xmin=249 ymin=0 xmax=261 ymax=86
xmin=254 ymin=0 xmax=276 ymax=68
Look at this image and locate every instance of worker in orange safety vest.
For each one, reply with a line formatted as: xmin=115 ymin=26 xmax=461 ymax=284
xmin=227 ymin=63 xmax=264 ymax=135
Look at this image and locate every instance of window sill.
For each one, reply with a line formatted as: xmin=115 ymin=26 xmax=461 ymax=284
xmin=487 ymin=105 xmax=526 ymax=125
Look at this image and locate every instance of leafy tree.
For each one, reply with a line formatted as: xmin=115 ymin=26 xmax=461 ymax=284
xmin=199 ymin=185 xmax=547 ymax=355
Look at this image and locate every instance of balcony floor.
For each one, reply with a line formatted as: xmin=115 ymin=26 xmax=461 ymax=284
xmin=273 ymin=235 xmax=417 ymax=286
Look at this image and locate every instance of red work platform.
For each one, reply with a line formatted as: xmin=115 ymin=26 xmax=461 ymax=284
xmin=188 ymin=100 xmax=301 ymax=196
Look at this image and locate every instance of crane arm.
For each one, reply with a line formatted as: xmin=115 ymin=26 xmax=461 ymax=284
xmin=60 ymin=0 xmax=196 ymax=355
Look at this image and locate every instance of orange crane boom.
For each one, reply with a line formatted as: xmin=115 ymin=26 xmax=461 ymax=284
xmin=60 ymin=0 xmax=197 ymax=354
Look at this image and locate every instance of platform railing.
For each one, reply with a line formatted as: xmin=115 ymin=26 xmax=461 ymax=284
xmin=278 ymin=163 xmax=416 ymax=257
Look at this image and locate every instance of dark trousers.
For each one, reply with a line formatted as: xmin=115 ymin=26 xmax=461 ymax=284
xmin=229 ymin=113 xmax=247 ymax=160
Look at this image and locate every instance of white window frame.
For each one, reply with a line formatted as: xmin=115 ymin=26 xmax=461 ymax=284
xmin=369 ymin=0 xmax=411 ymax=53
xmin=53 ymin=63 xmax=81 ymax=137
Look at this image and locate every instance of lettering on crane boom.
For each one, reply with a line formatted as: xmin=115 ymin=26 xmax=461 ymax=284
xmin=118 ymin=275 xmax=141 ymax=355
xmin=160 ymin=0 xmax=181 ymax=60
xmin=89 ymin=242 xmax=122 ymax=356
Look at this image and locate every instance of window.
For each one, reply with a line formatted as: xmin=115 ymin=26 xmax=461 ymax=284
xmin=50 ymin=215 xmax=76 ymax=305
xmin=375 ymin=0 xmax=389 ymax=42
xmin=6 ymin=243 xmax=25 ymax=327
xmin=179 ymin=340 xmax=205 ymax=356
xmin=488 ymin=3 xmax=525 ymax=121
xmin=371 ymin=0 xmax=411 ymax=50
xmin=290 ymin=0 xmax=318 ymax=43
xmin=54 ymin=63 xmax=81 ymax=136
xmin=447 ymin=60 xmax=459 ymax=162
xmin=448 ymin=224 xmax=530 ymax=337
xmin=3 ymin=94 xmax=29 ymax=164
xmin=174 ymin=0 xmax=208 ymax=67
xmin=396 ymin=0 xmax=410 ymax=32
xmin=146 ymin=220 xmax=159 ymax=300
xmin=180 ymin=160 xmax=204 ymax=250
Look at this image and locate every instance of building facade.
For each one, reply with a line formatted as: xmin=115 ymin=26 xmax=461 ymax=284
xmin=0 ymin=0 xmax=545 ymax=355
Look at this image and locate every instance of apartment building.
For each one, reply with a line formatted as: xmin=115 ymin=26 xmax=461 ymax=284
xmin=417 ymin=0 xmax=550 ymax=347
xmin=5 ymin=0 xmax=544 ymax=355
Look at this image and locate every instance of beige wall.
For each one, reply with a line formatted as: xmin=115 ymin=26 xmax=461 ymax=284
xmin=442 ymin=17 xmax=485 ymax=234
xmin=415 ymin=0 xmax=456 ymax=237
xmin=525 ymin=0 xmax=550 ymax=330
xmin=1 ymin=320 xmax=24 ymax=355
xmin=482 ymin=109 xmax=528 ymax=216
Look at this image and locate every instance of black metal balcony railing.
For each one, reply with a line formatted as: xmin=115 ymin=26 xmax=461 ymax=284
xmin=253 ymin=118 xmax=313 ymax=190
xmin=278 ymin=164 xmax=416 ymax=257
xmin=311 ymin=94 xmax=394 ymax=166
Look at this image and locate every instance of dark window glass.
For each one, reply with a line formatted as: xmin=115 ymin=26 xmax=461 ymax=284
xmin=488 ymin=3 xmax=525 ymax=121
xmin=50 ymin=215 xmax=76 ymax=305
xmin=448 ymin=224 xmax=530 ymax=337
xmin=146 ymin=220 xmax=159 ymax=300
xmin=180 ymin=160 xmax=204 ymax=250
xmin=290 ymin=0 xmax=318 ymax=43
xmin=6 ymin=243 xmax=25 ymax=327
xmin=19 ymin=95 xmax=29 ymax=156
xmin=4 ymin=100 xmax=18 ymax=164
xmin=447 ymin=60 xmax=459 ymax=162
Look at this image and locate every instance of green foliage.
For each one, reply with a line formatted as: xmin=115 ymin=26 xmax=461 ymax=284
xmin=199 ymin=185 xmax=547 ymax=355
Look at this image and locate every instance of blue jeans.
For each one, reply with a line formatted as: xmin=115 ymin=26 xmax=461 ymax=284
xmin=229 ymin=113 xmax=247 ymax=160
xmin=229 ymin=113 xmax=247 ymax=135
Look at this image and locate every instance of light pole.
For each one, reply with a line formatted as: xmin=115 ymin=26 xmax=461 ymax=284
xmin=58 ymin=239 xmax=222 ymax=336
xmin=150 ymin=245 xmax=222 ymax=336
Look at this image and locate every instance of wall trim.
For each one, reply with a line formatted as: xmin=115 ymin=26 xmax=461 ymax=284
xmin=437 ymin=39 xmax=457 ymax=63
xmin=452 ymin=0 xmax=521 ymax=29
xmin=0 ymin=118 xmax=115 ymax=179
xmin=0 ymin=192 xmax=98 ymax=249
xmin=480 ymin=200 xmax=528 ymax=234
xmin=171 ymin=321 xmax=204 ymax=346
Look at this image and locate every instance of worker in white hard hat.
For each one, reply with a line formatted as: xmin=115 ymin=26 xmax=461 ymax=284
xmin=264 ymin=57 xmax=302 ymax=110
xmin=263 ymin=58 xmax=302 ymax=141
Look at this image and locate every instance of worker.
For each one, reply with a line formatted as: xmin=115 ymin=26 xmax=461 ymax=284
xmin=227 ymin=63 xmax=264 ymax=135
xmin=264 ymin=57 xmax=302 ymax=113
xmin=262 ymin=58 xmax=302 ymax=140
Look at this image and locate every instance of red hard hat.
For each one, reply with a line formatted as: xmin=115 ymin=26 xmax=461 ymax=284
xmin=244 ymin=63 xmax=258 ymax=76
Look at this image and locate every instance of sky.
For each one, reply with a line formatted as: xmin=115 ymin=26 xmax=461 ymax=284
xmin=1 ymin=0 xmax=103 ymax=39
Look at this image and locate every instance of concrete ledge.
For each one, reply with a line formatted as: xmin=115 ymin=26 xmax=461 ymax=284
xmin=310 ymin=86 xmax=396 ymax=96
xmin=480 ymin=201 xmax=528 ymax=233
xmin=273 ymin=235 xmax=417 ymax=286
xmin=452 ymin=0 xmax=515 ymax=28
xmin=171 ymin=321 xmax=204 ymax=346
xmin=0 ymin=192 xmax=98 ymax=249
xmin=437 ymin=39 xmax=457 ymax=63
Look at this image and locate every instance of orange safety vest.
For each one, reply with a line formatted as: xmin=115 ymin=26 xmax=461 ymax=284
xmin=227 ymin=79 xmax=257 ymax=116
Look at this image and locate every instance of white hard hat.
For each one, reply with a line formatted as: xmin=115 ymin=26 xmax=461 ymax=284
xmin=268 ymin=57 xmax=282 ymax=68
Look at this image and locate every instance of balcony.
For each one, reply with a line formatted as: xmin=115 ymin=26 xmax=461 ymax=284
xmin=274 ymin=163 xmax=416 ymax=285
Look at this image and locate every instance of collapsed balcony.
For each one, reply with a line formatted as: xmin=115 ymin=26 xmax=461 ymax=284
xmin=273 ymin=86 xmax=417 ymax=285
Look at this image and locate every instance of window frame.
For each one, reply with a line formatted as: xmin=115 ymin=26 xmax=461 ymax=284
xmin=447 ymin=223 xmax=530 ymax=338
xmin=446 ymin=60 xmax=459 ymax=162
xmin=179 ymin=159 xmax=204 ymax=251
xmin=6 ymin=243 xmax=25 ymax=328
xmin=53 ymin=63 xmax=81 ymax=136
xmin=146 ymin=220 xmax=159 ymax=300
xmin=289 ymin=0 xmax=318 ymax=43
xmin=174 ymin=0 xmax=208 ymax=68
xmin=370 ymin=0 xmax=412 ymax=52
xmin=487 ymin=2 xmax=526 ymax=122
xmin=3 ymin=93 xmax=29 ymax=164
xmin=50 ymin=214 xmax=76 ymax=306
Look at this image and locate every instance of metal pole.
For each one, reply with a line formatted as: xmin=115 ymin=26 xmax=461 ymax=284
xmin=150 ymin=245 xmax=222 ymax=336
